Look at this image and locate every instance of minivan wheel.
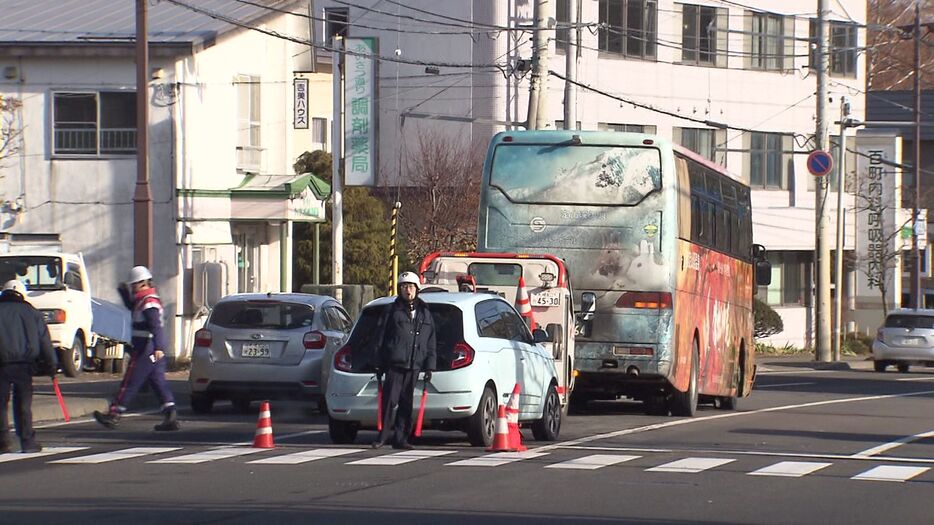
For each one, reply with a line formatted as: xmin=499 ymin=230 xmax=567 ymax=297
xmin=532 ymin=384 xmax=561 ymax=441
xmin=328 ymin=416 xmax=358 ymax=444
xmin=467 ymin=386 xmax=497 ymax=447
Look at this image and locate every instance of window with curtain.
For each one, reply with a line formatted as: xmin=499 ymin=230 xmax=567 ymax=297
xmin=598 ymin=0 xmax=657 ymax=59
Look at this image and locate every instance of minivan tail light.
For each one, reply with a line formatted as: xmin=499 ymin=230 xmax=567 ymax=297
xmin=303 ymin=330 xmax=326 ymax=350
xmin=194 ymin=328 xmax=212 ymax=348
xmin=616 ymin=292 xmax=672 ymax=310
xmin=451 ymin=342 xmax=475 ymax=369
xmin=334 ymin=344 xmax=352 ymax=372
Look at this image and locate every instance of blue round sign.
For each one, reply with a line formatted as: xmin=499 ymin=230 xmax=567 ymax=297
xmin=807 ymin=150 xmax=834 ymax=177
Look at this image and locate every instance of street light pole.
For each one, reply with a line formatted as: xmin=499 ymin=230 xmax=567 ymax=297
xmin=833 ymin=97 xmax=851 ymax=361
xmin=911 ymin=1 xmax=922 ymax=309
xmin=134 ymin=0 xmax=152 ymax=268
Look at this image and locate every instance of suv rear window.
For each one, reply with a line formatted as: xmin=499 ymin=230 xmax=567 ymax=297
xmin=210 ymin=301 xmax=315 ymax=330
xmin=346 ymin=303 xmax=464 ymax=372
xmin=884 ymin=314 xmax=934 ymax=329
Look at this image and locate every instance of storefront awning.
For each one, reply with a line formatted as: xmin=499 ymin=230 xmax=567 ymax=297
xmin=229 ymin=173 xmax=330 ymax=223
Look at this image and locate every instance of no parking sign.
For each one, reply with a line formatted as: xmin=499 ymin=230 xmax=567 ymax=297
xmin=807 ymin=150 xmax=834 ymax=177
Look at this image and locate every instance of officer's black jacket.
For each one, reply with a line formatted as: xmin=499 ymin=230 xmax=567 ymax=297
xmin=0 ymin=292 xmax=56 ymax=369
xmin=375 ymin=297 xmax=437 ymax=372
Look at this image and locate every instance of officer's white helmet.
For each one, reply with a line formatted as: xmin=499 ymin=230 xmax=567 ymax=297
xmin=398 ymin=271 xmax=420 ymax=290
xmin=2 ymin=279 xmax=26 ymax=295
xmin=127 ymin=265 xmax=153 ymax=285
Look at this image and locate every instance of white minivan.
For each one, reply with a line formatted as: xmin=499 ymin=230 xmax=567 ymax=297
xmin=325 ymin=292 xmax=562 ymax=447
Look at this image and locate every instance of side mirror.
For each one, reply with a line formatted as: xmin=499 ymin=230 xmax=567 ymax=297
xmin=579 ymin=292 xmax=596 ymax=322
xmin=532 ymin=328 xmax=549 ymax=343
xmin=755 ymin=260 xmax=772 ymax=286
xmin=544 ymin=323 xmax=563 ymax=359
xmin=752 ymin=243 xmax=766 ymax=259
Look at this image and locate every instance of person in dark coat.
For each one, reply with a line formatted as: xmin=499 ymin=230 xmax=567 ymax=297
xmin=0 ymin=280 xmax=57 ymax=453
xmin=372 ymin=271 xmax=437 ymax=450
xmin=94 ymin=265 xmax=179 ymax=431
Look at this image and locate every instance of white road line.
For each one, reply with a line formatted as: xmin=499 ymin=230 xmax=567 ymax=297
xmin=535 ymin=389 xmax=934 ymax=453
xmin=756 ymin=370 xmax=827 ymax=375
xmin=35 ymin=410 xmax=156 ymax=429
xmin=647 ymin=457 xmax=735 ymax=473
xmin=52 ymin=447 xmax=180 ymax=464
xmin=148 ymin=446 xmax=264 ymax=464
xmin=545 ymin=454 xmax=640 ymax=470
xmin=755 ymin=382 xmax=817 ymax=388
xmin=447 ymin=451 xmax=548 ymax=467
xmin=233 ymin=429 xmax=327 ymax=447
xmin=851 ymin=429 xmax=934 ymax=458
xmin=896 ymin=376 xmax=934 ymax=381
xmin=0 ymin=447 xmax=88 ymax=463
xmin=560 ymin=444 xmax=934 ymax=464
xmin=748 ymin=461 xmax=832 ymax=478
xmin=348 ymin=450 xmax=453 ymax=466
xmin=248 ymin=448 xmax=361 ymax=464
xmin=851 ymin=465 xmax=930 ymax=482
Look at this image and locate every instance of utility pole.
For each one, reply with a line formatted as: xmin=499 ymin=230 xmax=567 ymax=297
xmin=308 ymin=0 xmax=317 ymax=72
xmin=527 ymin=0 xmax=550 ymax=130
xmin=563 ymin=0 xmax=578 ymax=130
xmin=814 ymin=0 xmax=832 ymax=362
xmin=833 ymin=96 xmax=851 ymax=361
xmin=134 ymin=0 xmax=152 ymax=269
xmin=331 ymin=38 xmax=343 ymax=301
xmin=911 ymin=0 xmax=922 ymax=309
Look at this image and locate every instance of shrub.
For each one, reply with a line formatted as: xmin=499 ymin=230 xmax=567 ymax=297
xmin=753 ymin=298 xmax=784 ymax=339
xmin=842 ymin=331 xmax=873 ymax=355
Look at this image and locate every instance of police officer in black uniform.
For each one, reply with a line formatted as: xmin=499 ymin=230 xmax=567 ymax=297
xmin=372 ymin=271 xmax=436 ymax=450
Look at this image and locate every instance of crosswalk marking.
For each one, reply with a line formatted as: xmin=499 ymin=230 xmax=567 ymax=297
xmin=647 ymin=457 xmax=735 ymax=474
xmin=0 ymin=447 xmax=88 ymax=463
xmin=348 ymin=449 xmax=454 ymax=466
xmin=447 ymin=451 xmax=548 ymax=467
xmin=148 ymin=446 xmax=264 ymax=464
xmin=248 ymin=448 xmax=361 ymax=464
xmin=52 ymin=447 xmax=180 ymax=464
xmin=851 ymin=465 xmax=930 ymax=482
xmin=748 ymin=461 xmax=833 ymax=478
xmin=545 ymin=454 xmax=640 ymax=470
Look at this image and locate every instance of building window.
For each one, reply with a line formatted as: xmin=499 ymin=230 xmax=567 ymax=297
xmin=598 ymin=0 xmax=657 ymax=59
xmin=597 ymin=122 xmax=657 ymax=134
xmin=680 ymin=4 xmax=727 ymax=67
xmin=312 ymin=117 xmax=328 ymax=147
xmin=52 ymin=91 xmax=136 ymax=156
xmin=674 ymin=127 xmax=727 ymax=165
xmin=758 ymin=251 xmax=810 ymax=306
xmin=746 ymin=132 xmax=791 ymax=189
xmin=556 ymin=0 xmax=569 ymax=50
xmin=325 ymin=7 xmax=349 ymax=40
xmin=809 ymin=20 xmax=858 ymax=77
xmin=555 ymin=120 xmax=582 ymax=130
xmin=236 ymin=75 xmax=262 ymax=172
xmin=748 ymin=11 xmax=793 ymax=71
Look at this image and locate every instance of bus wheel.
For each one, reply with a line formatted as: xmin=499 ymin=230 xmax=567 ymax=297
xmin=670 ymin=342 xmax=699 ymax=417
xmin=644 ymin=394 xmax=669 ymax=416
xmin=718 ymin=353 xmax=744 ymax=410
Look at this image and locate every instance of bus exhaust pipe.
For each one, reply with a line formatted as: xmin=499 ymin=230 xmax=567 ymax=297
xmin=626 ymin=366 xmax=640 ymax=376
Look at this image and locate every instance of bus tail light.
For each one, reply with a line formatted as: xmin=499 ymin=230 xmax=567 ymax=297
xmin=616 ymin=292 xmax=672 ymax=310
xmin=450 ymin=342 xmax=475 ymax=369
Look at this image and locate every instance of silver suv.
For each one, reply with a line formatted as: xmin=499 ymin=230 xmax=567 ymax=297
xmin=871 ymin=309 xmax=934 ymax=373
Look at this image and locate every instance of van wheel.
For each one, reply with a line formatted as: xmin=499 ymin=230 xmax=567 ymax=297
xmin=59 ymin=337 xmax=85 ymax=378
xmin=670 ymin=341 xmax=699 ymax=417
xmin=532 ymin=384 xmax=561 ymax=441
xmin=467 ymin=386 xmax=497 ymax=447
xmin=328 ymin=417 xmax=358 ymax=444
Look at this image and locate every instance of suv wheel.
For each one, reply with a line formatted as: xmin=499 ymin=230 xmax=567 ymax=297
xmin=328 ymin=416 xmax=358 ymax=444
xmin=467 ymin=386 xmax=496 ymax=447
xmin=897 ymin=363 xmax=911 ymax=373
xmin=873 ymin=360 xmax=887 ymax=372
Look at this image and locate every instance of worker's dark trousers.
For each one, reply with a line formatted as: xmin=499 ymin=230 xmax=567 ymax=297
xmin=110 ymin=348 xmax=175 ymax=413
xmin=376 ymin=367 xmax=417 ymax=446
xmin=0 ymin=363 xmax=37 ymax=448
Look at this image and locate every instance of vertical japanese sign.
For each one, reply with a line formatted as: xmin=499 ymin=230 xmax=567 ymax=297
xmin=293 ymin=78 xmax=309 ymax=129
xmin=854 ymin=132 xmax=902 ymax=309
xmin=344 ymin=37 xmax=378 ymax=186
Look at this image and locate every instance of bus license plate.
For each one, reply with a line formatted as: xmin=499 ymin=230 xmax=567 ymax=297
xmin=531 ymin=289 xmax=561 ymax=307
xmin=242 ymin=343 xmax=270 ymax=358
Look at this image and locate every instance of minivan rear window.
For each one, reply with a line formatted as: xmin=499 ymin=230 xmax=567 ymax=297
xmin=884 ymin=314 xmax=934 ymax=329
xmin=346 ymin=303 xmax=464 ymax=372
xmin=210 ymin=301 xmax=315 ymax=330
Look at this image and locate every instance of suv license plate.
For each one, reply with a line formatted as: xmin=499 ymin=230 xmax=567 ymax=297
xmin=242 ymin=343 xmax=270 ymax=358
xmin=899 ymin=337 xmax=923 ymax=346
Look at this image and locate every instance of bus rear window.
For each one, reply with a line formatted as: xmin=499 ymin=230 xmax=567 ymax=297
xmin=490 ymin=144 xmax=661 ymax=205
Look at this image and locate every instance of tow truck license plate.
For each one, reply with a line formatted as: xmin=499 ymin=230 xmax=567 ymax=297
xmin=242 ymin=343 xmax=270 ymax=358
xmin=531 ymin=289 xmax=561 ymax=307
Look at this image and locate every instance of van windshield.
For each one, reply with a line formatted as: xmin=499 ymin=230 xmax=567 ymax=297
xmin=0 ymin=256 xmax=64 ymax=291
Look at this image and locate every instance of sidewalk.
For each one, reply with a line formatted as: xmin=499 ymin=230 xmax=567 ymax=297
xmin=757 ymin=353 xmax=873 ymax=372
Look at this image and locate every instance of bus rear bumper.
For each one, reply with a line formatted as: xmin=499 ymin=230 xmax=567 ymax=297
xmin=572 ymin=343 xmax=673 ymax=398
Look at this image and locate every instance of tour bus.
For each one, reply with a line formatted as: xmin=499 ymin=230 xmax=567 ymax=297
xmin=477 ymin=130 xmax=771 ymax=416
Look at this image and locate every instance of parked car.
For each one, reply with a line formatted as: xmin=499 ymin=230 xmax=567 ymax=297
xmin=872 ymin=309 xmax=934 ymax=373
xmin=325 ymin=292 xmax=563 ymax=447
xmin=189 ymin=293 xmax=353 ymax=413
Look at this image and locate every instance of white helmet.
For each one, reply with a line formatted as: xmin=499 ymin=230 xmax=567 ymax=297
xmin=398 ymin=271 xmax=420 ymax=290
xmin=127 ymin=265 xmax=153 ymax=285
xmin=2 ymin=279 xmax=26 ymax=295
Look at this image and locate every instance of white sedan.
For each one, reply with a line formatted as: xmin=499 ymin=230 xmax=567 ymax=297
xmin=325 ymin=292 xmax=562 ymax=447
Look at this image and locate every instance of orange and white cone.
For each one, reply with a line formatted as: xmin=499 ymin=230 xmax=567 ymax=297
xmin=252 ymin=401 xmax=275 ymax=448
xmin=515 ymin=276 xmax=537 ymax=330
xmin=505 ymin=383 xmax=527 ymax=452
xmin=486 ymin=404 xmax=513 ymax=452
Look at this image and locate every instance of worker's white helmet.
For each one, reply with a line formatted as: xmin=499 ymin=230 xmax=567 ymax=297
xmin=2 ymin=279 xmax=26 ymax=296
xmin=398 ymin=271 xmax=420 ymax=290
xmin=127 ymin=265 xmax=153 ymax=285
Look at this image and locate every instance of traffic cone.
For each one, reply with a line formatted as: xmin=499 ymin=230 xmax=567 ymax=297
xmin=486 ymin=404 xmax=513 ymax=452
xmin=505 ymin=383 xmax=527 ymax=452
xmin=515 ymin=276 xmax=537 ymax=330
xmin=252 ymin=401 xmax=275 ymax=448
